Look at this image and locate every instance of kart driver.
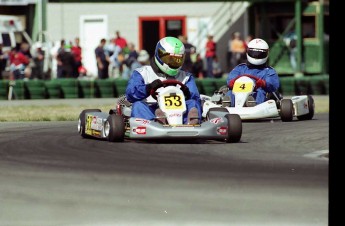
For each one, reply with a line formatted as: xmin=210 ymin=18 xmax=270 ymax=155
xmin=225 ymin=38 xmax=280 ymax=106
xmin=125 ymin=36 xmax=202 ymax=125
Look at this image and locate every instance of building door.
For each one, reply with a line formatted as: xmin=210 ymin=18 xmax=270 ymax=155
xmin=80 ymin=15 xmax=108 ymax=77
xmin=139 ymin=16 xmax=186 ymax=58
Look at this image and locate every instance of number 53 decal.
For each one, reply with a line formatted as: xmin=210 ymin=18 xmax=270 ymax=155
xmin=163 ymin=94 xmax=184 ymax=109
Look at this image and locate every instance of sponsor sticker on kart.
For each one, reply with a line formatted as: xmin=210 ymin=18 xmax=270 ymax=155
xmin=133 ymin=126 xmax=146 ymax=135
xmin=135 ymin=119 xmax=151 ymax=125
xmin=210 ymin=117 xmax=224 ymax=124
xmin=90 ymin=116 xmax=103 ymax=130
xmin=217 ymin=126 xmax=227 ymax=135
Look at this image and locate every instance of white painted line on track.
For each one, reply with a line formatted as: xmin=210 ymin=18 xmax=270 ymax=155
xmin=304 ymin=150 xmax=329 ymax=161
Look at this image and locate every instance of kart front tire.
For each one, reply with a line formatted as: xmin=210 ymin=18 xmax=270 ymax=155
xmin=225 ymin=114 xmax=242 ymax=143
xmin=106 ymin=114 xmax=125 ymax=142
xmin=78 ymin=109 xmax=102 ymax=138
xmin=280 ymin=99 xmax=294 ymax=122
xmin=297 ymin=95 xmax=315 ymax=120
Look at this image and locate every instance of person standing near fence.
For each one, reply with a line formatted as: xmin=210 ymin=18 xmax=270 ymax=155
xmin=205 ymin=35 xmax=216 ymax=78
xmin=95 ymin=38 xmax=110 ymax=79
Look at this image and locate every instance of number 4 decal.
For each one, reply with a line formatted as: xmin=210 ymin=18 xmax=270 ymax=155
xmin=239 ymin=83 xmax=246 ymax=90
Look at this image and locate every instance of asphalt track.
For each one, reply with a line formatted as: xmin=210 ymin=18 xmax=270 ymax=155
xmin=0 ymin=112 xmax=329 ymax=226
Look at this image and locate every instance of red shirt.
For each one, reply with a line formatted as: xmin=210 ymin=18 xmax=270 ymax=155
xmin=205 ymin=40 xmax=216 ymax=58
xmin=10 ymin=51 xmax=29 ymax=66
xmin=71 ymin=46 xmax=82 ymax=62
xmin=114 ymin=37 xmax=127 ymax=49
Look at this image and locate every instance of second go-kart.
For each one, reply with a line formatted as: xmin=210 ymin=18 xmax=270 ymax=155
xmin=201 ymin=74 xmax=315 ymax=122
xmin=78 ymin=80 xmax=242 ymax=143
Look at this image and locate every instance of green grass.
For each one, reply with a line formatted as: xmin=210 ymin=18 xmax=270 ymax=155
xmin=0 ymin=104 xmax=115 ymax=122
xmin=0 ymin=98 xmax=328 ymax=122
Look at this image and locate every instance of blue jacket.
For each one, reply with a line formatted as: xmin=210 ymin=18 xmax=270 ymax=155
xmin=227 ymin=63 xmax=280 ymax=93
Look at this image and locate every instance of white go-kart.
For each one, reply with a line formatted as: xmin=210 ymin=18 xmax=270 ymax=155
xmin=201 ymin=74 xmax=315 ymax=122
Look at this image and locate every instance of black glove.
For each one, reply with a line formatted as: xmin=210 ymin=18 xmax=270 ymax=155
xmin=181 ymin=85 xmax=191 ymax=100
xmin=146 ymin=79 xmax=163 ymax=95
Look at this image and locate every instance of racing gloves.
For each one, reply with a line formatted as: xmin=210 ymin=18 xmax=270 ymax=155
xmin=228 ymin=79 xmax=236 ymax=89
xmin=228 ymin=75 xmax=266 ymax=89
xmin=255 ymin=79 xmax=266 ymax=89
xmin=146 ymin=79 xmax=163 ymax=95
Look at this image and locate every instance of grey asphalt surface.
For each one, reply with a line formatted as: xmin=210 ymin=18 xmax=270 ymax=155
xmin=0 ymin=112 xmax=329 ymax=226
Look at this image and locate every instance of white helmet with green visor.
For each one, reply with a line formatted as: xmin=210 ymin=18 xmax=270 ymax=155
xmin=154 ymin=36 xmax=185 ymax=77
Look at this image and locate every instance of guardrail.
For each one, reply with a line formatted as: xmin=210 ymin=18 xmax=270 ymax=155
xmin=0 ymin=75 xmax=329 ymax=100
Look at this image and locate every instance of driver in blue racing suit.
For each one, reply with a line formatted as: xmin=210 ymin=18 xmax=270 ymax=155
xmin=125 ymin=36 xmax=202 ymax=124
xmin=226 ymin=38 xmax=280 ymax=106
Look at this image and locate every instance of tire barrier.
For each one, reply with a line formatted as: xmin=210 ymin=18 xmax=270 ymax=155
xmin=79 ymin=79 xmax=95 ymax=98
xmin=114 ymin=78 xmax=128 ymax=97
xmin=0 ymin=75 xmax=329 ymax=100
xmin=59 ymin=78 xmax=79 ymax=99
xmin=24 ymin=80 xmax=46 ymax=99
xmin=95 ymin=79 xmax=115 ymax=98
xmin=0 ymin=80 xmax=9 ymax=100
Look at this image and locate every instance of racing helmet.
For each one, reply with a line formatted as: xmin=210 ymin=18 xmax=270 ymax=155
xmin=154 ymin=36 xmax=185 ymax=76
xmin=246 ymin=38 xmax=269 ymax=65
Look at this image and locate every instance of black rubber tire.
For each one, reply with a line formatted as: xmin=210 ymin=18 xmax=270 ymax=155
xmin=107 ymin=114 xmax=125 ymax=142
xmin=297 ymin=95 xmax=315 ymax=120
xmin=78 ymin=109 xmax=102 ymax=138
xmin=225 ymin=114 xmax=242 ymax=143
xmin=280 ymin=99 xmax=294 ymax=122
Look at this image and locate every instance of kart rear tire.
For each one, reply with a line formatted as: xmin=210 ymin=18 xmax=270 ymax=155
xmin=225 ymin=114 xmax=242 ymax=143
xmin=280 ymin=99 xmax=294 ymax=122
xmin=297 ymin=95 xmax=315 ymax=120
xmin=78 ymin=109 xmax=102 ymax=138
xmin=106 ymin=114 xmax=125 ymax=142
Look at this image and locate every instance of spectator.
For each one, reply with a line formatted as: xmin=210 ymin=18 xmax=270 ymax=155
xmin=127 ymin=42 xmax=138 ymax=60
xmin=107 ymin=38 xmax=122 ymax=78
xmin=230 ymin=32 xmax=246 ymax=70
xmin=192 ymin=53 xmax=204 ymax=79
xmin=205 ymin=35 xmax=216 ymax=78
xmin=9 ymin=46 xmax=30 ymax=80
xmin=212 ymin=55 xmax=223 ymax=78
xmin=95 ymin=38 xmax=110 ymax=79
xmin=122 ymin=49 xmax=150 ymax=79
xmin=283 ymin=31 xmax=298 ymax=71
xmin=226 ymin=32 xmax=235 ymax=71
xmin=0 ymin=43 xmax=8 ymax=80
xmin=179 ymin=35 xmax=196 ymax=73
xmin=71 ymin=37 xmax=83 ymax=78
xmin=56 ymin=44 xmax=76 ymax=78
xmin=31 ymin=42 xmax=45 ymax=80
xmin=114 ymin=30 xmax=128 ymax=50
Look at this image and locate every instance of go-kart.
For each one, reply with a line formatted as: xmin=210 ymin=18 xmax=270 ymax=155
xmin=78 ymin=80 xmax=242 ymax=143
xmin=201 ymin=74 xmax=315 ymax=122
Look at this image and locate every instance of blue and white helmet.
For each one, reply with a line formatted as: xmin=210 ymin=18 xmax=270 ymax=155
xmin=154 ymin=36 xmax=185 ymax=76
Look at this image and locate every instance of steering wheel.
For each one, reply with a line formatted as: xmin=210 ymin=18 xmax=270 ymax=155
xmin=232 ymin=74 xmax=261 ymax=90
xmin=149 ymin=80 xmax=189 ymax=100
